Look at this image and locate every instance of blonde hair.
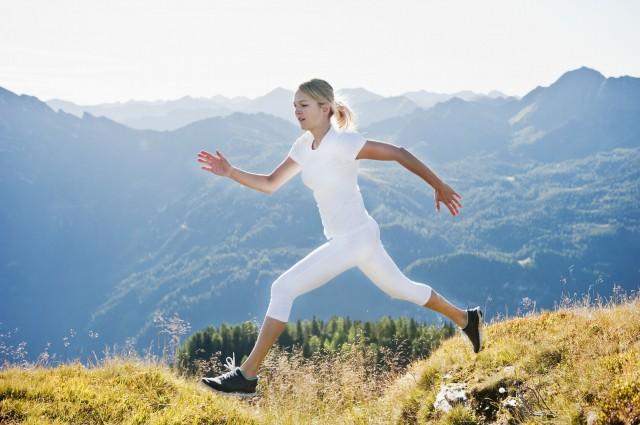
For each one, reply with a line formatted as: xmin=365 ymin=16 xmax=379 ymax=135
xmin=298 ymin=78 xmax=358 ymax=131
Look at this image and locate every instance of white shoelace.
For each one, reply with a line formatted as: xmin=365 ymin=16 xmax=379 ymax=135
xmin=215 ymin=352 xmax=238 ymax=380
xmin=224 ymin=352 xmax=237 ymax=372
xmin=221 ymin=351 xmax=258 ymax=382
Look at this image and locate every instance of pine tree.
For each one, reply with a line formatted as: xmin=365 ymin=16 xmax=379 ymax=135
xmin=311 ymin=316 xmax=320 ymax=336
xmin=278 ymin=326 xmax=294 ymax=348
xmin=295 ymin=320 xmax=303 ymax=344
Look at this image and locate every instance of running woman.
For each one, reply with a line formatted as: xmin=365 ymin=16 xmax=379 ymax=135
xmin=197 ymin=78 xmax=484 ymax=396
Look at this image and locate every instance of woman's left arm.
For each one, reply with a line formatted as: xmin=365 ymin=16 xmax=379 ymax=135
xmin=356 ymin=140 xmax=463 ymax=216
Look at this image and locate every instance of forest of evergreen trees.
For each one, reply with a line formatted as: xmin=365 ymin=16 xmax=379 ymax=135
xmin=174 ymin=316 xmax=456 ymax=376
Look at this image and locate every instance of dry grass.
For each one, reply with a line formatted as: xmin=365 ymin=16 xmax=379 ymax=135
xmin=249 ymin=342 xmax=408 ymax=425
xmin=2 ymin=287 xmax=639 ymax=424
xmin=0 ymin=353 xmax=258 ymax=424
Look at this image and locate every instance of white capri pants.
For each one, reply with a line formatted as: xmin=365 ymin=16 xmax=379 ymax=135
xmin=265 ymin=216 xmax=433 ymax=322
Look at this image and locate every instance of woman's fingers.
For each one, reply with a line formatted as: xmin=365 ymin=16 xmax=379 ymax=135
xmin=198 ymin=150 xmax=222 ymax=161
xmin=435 ymin=187 xmax=462 ymax=216
xmin=442 ymin=197 xmax=453 ymax=214
xmin=444 ymin=188 xmax=462 ymax=213
xmin=442 ymin=196 xmax=459 ymax=216
xmin=452 ymin=192 xmax=463 ymax=208
xmin=197 ymin=158 xmax=216 ymax=167
xmin=452 ymin=197 xmax=463 ymax=209
xmin=197 ymin=153 xmax=223 ymax=166
xmin=449 ymin=196 xmax=461 ymax=214
xmin=198 ymin=152 xmax=215 ymax=161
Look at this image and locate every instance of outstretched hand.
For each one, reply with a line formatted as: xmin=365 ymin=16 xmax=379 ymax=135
xmin=197 ymin=149 xmax=232 ymax=177
xmin=434 ymin=182 xmax=463 ymax=216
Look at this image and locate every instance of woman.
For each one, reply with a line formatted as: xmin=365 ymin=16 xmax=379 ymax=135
xmin=197 ymin=78 xmax=484 ymax=396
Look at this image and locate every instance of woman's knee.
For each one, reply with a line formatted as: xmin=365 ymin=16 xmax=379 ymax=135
xmin=387 ymin=279 xmax=433 ymax=305
xmin=403 ymin=280 xmax=433 ymax=305
xmin=270 ymin=274 xmax=298 ymax=302
xmin=266 ymin=278 xmax=297 ymax=322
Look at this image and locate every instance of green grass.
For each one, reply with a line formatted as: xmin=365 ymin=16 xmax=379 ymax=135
xmin=2 ymin=290 xmax=639 ymax=424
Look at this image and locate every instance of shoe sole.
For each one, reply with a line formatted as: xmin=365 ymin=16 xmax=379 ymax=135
xmin=198 ymin=380 xmax=257 ymax=398
xmin=477 ymin=309 xmax=485 ymax=353
xmin=462 ymin=308 xmax=485 ymax=353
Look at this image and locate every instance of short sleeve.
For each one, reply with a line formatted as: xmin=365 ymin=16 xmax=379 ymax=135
xmin=341 ymin=131 xmax=367 ymax=161
xmin=287 ymin=135 xmax=305 ymax=165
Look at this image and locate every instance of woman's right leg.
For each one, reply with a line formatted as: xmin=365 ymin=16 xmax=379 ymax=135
xmin=239 ymin=315 xmax=286 ymax=378
xmin=240 ymin=237 xmax=358 ymax=377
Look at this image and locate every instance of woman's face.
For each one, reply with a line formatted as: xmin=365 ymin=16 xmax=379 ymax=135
xmin=293 ymin=90 xmax=330 ymax=131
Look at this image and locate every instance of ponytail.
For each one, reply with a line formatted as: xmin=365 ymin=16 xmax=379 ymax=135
xmin=331 ymin=97 xmax=358 ymax=131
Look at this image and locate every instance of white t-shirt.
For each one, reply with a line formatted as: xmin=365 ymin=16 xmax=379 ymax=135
xmin=288 ymin=123 xmax=372 ymax=240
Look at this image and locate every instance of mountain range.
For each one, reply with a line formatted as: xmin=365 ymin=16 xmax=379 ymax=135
xmin=1 ymin=66 xmax=638 ymax=363
xmin=45 ymin=87 xmax=511 ymax=131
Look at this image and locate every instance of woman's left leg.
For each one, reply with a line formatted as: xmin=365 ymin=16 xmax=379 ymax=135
xmin=424 ymin=290 xmax=468 ymax=328
xmin=357 ymin=239 xmax=468 ymax=327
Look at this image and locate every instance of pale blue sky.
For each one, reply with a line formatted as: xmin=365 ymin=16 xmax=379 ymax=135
xmin=1 ymin=0 xmax=638 ymax=104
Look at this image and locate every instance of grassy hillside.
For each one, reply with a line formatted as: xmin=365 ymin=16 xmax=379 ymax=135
xmin=1 ymin=291 xmax=639 ymax=424
xmin=384 ymin=293 xmax=640 ymax=424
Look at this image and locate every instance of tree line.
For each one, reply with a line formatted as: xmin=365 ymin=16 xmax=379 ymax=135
xmin=174 ymin=315 xmax=456 ymax=376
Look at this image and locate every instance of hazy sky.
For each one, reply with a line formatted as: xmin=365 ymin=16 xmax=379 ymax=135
xmin=2 ymin=0 xmax=638 ymax=104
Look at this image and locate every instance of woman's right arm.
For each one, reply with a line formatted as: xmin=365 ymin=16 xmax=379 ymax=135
xmin=265 ymin=156 xmax=301 ymax=194
xmin=197 ymin=149 xmax=300 ymax=195
xmin=227 ymin=166 xmax=272 ymax=194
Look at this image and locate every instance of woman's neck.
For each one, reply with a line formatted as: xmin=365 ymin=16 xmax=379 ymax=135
xmin=310 ymin=122 xmax=332 ymax=148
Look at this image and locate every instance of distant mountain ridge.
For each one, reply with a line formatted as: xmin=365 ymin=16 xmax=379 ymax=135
xmin=44 ymin=86 xmax=515 ymax=131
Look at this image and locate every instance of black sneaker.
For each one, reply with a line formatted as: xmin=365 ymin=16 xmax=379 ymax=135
xmin=200 ymin=352 xmax=259 ymax=397
xmin=460 ymin=307 xmax=485 ymax=353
